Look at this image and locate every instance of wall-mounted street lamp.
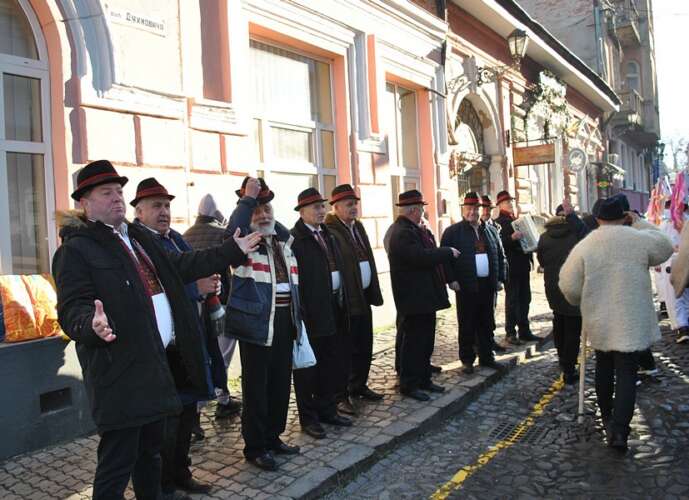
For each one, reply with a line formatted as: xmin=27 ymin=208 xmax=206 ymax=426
xmin=476 ymin=29 xmax=529 ymax=87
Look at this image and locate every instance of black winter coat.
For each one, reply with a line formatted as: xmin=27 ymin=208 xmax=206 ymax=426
xmin=52 ymin=213 xmax=246 ymax=432
xmin=290 ymin=219 xmax=347 ymax=338
xmin=440 ymin=220 xmax=505 ymax=293
xmin=386 ymin=216 xmax=452 ymax=315
xmin=495 ymin=211 xmax=532 ymax=277
xmin=536 ymin=215 xmax=585 ymax=316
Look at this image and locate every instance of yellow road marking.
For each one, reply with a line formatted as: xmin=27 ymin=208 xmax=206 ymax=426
xmin=430 ymin=377 xmax=565 ymax=500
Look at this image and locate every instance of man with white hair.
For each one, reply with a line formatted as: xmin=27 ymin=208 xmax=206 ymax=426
xmin=325 ymin=184 xmax=384 ymax=414
xmin=224 ymin=177 xmax=302 ymax=471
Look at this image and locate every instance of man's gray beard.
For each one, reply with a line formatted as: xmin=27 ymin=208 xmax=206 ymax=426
xmin=250 ymin=220 xmax=276 ymax=236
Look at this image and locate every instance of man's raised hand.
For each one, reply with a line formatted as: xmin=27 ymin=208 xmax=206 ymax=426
xmin=244 ymin=177 xmax=261 ymax=199
xmin=233 ymin=228 xmax=261 ymax=254
xmin=92 ymin=299 xmax=116 ymax=342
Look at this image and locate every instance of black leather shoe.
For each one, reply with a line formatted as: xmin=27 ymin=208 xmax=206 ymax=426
xmin=492 ymin=342 xmax=507 ymax=353
xmin=270 ymin=440 xmax=300 ymax=455
xmin=519 ymin=332 xmax=540 ymax=342
xmin=480 ymin=360 xmax=505 ymax=371
xmin=505 ymin=336 xmax=523 ymax=346
xmin=420 ymin=382 xmax=445 ymax=393
xmin=401 ymin=389 xmax=430 ymax=402
xmin=430 ymin=364 xmax=442 ymax=374
xmin=609 ymin=431 xmax=628 ymax=452
xmin=175 ymin=476 xmax=212 ymax=494
xmin=321 ymin=414 xmax=353 ymax=427
xmin=302 ymin=423 xmax=327 ymax=439
xmin=337 ymin=398 xmax=358 ymax=416
xmin=563 ymin=372 xmax=578 ymax=385
xmin=248 ymin=452 xmax=277 ymax=471
xmin=215 ymin=397 xmax=242 ymax=419
xmin=462 ymin=365 xmax=475 ymax=375
xmin=354 ymin=387 xmax=384 ymax=401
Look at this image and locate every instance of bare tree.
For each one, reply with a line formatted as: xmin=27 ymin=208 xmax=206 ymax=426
xmin=666 ymin=137 xmax=688 ymax=174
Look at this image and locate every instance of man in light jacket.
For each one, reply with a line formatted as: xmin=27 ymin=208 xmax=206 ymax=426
xmin=559 ymin=196 xmax=673 ymax=451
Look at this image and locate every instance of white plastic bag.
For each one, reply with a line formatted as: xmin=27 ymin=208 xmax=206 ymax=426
xmin=292 ymin=322 xmax=316 ymax=369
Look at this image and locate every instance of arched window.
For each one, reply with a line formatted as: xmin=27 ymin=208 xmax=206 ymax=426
xmin=625 ymin=61 xmax=640 ymax=92
xmin=452 ymin=98 xmax=488 ymax=197
xmin=0 ymin=0 xmax=53 ymax=274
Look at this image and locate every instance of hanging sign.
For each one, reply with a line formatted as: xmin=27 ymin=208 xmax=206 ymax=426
xmin=513 ymin=143 xmax=555 ymax=166
xmin=567 ymin=148 xmax=588 ymax=173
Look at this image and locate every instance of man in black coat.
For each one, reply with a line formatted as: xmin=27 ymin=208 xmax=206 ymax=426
xmin=325 ymin=184 xmax=384 ymax=414
xmin=52 ymin=160 xmax=259 ymax=500
xmin=537 ymin=199 xmax=587 ymax=384
xmin=441 ymin=192 xmax=506 ymax=373
xmin=494 ymin=190 xmax=539 ymax=344
xmin=387 ymin=190 xmax=459 ymax=401
xmin=291 ymin=188 xmax=353 ymax=440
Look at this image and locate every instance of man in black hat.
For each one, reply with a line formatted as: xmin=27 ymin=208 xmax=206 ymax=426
xmin=387 ymin=190 xmax=460 ymax=401
xmin=560 ymin=196 xmax=673 ymax=450
xmin=224 ymin=177 xmax=302 ymax=471
xmin=325 ymin=184 xmax=384 ymax=414
xmin=131 ymin=178 xmax=222 ymax=498
xmin=441 ymin=192 xmax=506 ymax=373
xmin=480 ymin=194 xmax=508 ymax=354
xmin=494 ymin=190 xmax=539 ymax=344
xmin=52 ymin=161 xmax=260 ymax=500
xmin=291 ymin=187 xmax=353 ymax=439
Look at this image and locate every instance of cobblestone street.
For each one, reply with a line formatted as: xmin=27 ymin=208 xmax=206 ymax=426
xmin=0 ymin=274 xmax=551 ymax=500
xmin=324 ymin=315 xmax=689 ymax=499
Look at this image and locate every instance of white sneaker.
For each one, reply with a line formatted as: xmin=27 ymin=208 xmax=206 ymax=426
xmin=638 ymin=368 xmax=659 ymax=376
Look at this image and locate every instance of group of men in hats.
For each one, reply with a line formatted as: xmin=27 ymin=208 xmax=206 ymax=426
xmin=55 ymin=158 xmax=552 ymax=495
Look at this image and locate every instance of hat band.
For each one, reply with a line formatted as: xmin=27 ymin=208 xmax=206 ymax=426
xmin=297 ymin=194 xmax=325 ymax=207
xmin=76 ymin=172 xmax=121 ymax=190
xmin=135 ymin=186 xmax=172 ymax=199
xmin=497 ymin=194 xmax=512 ymax=204
xmin=330 ymin=190 xmax=358 ymax=203
xmin=399 ymin=196 xmax=424 ymax=205
xmin=239 ymin=188 xmax=271 ymax=198
xmin=464 ymin=197 xmax=479 ymax=205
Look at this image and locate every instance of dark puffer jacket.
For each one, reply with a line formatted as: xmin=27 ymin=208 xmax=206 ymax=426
xmin=536 ymin=215 xmax=585 ymax=316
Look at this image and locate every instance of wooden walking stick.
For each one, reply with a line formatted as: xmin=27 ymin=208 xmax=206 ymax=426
xmin=577 ymin=329 xmax=587 ymax=424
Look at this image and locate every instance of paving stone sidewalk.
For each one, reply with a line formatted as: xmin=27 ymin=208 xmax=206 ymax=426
xmin=0 ymin=274 xmax=552 ymax=500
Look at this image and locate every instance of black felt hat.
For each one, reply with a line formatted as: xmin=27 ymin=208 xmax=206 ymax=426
xmin=496 ymin=190 xmax=515 ymax=205
xmin=480 ymin=195 xmax=494 ymax=208
xmin=330 ymin=184 xmax=360 ymax=204
xmin=71 ymin=160 xmax=128 ymax=201
xmin=396 ymin=189 xmax=427 ymax=207
xmin=462 ymin=191 xmax=481 ymax=206
xmin=130 ymin=177 xmax=175 ymax=207
xmin=235 ymin=177 xmax=274 ymax=204
xmin=295 ymin=187 xmax=327 ymax=211
xmin=596 ymin=197 xmax=626 ymax=221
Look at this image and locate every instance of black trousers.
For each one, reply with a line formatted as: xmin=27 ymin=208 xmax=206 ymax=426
xmin=294 ymin=330 xmax=339 ymax=426
xmin=336 ymin=307 xmax=374 ymax=397
xmin=160 ymin=403 xmax=195 ymax=494
xmin=638 ymin=349 xmax=656 ymax=371
xmin=239 ymin=307 xmax=294 ymax=459
xmin=457 ymin=278 xmax=495 ymax=366
xmin=399 ymin=313 xmax=436 ymax=393
xmin=595 ymin=350 xmax=640 ymax=436
xmin=93 ymin=419 xmax=164 ymax=500
xmin=552 ymin=313 xmax=582 ymax=375
xmin=395 ymin=313 xmax=402 ymax=374
xmin=505 ymin=272 xmax=531 ymax=338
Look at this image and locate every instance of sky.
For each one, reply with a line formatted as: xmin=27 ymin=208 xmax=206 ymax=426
xmin=653 ymin=0 xmax=689 ymax=145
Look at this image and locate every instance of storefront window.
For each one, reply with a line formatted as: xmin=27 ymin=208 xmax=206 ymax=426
xmin=248 ymin=39 xmax=336 ymax=225
xmin=0 ymin=0 xmax=52 ymax=275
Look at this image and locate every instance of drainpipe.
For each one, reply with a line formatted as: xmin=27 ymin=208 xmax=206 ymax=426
xmin=593 ymin=3 xmax=605 ymax=78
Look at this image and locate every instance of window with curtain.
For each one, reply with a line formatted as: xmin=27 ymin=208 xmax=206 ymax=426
xmin=0 ymin=0 xmax=51 ymax=275
xmin=385 ymin=82 xmax=420 ymax=212
xmin=248 ymin=39 xmax=336 ymax=226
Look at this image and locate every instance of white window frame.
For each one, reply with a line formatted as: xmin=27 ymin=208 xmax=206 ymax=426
xmin=386 ymin=82 xmax=421 ymax=202
xmin=248 ymin=38 xmax=338 ymax=195
xmin=625 ymin=61 xmax=641 ymax=92
xmin=0 ymin=0 xmax=54 ymax=275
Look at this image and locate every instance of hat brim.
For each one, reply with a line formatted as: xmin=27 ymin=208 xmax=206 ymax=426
xmin=396 ymin=201 xmax=428 ymax=207
xmin=129 ymin=193 xmax=175 ymax=207
xmin=235 ymin=189 xmax=275 ymax=205
xmin=71 ymin=176 xmax=129 ymax=201
xmin=294 ymin=197 xmax=328 ymax=211
xmin=330 ymin=194 xmax=360 ymax=204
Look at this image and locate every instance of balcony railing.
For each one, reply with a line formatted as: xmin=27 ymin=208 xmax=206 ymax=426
xmin=614 ymin=0 xmax=641 ymax=46
xmin=613 ymin=89 xmax=644 ymax=128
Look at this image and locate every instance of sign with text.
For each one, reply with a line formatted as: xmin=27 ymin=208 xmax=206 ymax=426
xmin=105 ymin=5 xmax=167 ymax=37
xmin=513 ymin=143 xmax=555 ymax=166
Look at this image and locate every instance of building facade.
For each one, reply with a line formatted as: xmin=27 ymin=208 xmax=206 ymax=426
xmin=517 ymin=0 xmax=661 ymax=211
xmin=0 ymin=0 xmax=617 ymax=459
